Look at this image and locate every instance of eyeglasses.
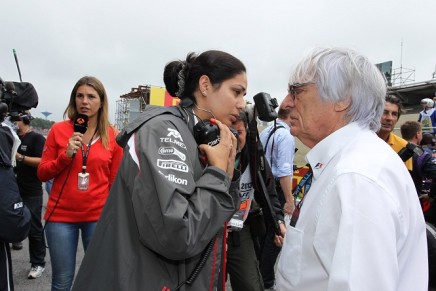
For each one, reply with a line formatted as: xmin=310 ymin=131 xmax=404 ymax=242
xmin=288 ymin=82 xmax=314 ymax=100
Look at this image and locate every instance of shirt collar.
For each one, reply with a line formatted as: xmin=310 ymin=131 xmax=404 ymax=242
xmin=387 ymin=132 xmax=395 ymax=146
xmin=276 ymin=119 xmax=290 ymax=131
xmin=306 ymin=122 xmax=365 ymax=179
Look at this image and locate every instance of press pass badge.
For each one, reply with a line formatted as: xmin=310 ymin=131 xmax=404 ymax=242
xmin=78 ymin=172 xmax=90 ymax=190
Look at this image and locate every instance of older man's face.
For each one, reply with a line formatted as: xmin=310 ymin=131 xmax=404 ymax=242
xmin=379 ymin=101 xmax=399 ymax=136
xmin=281 ymin=83 xmax=337 ymax=148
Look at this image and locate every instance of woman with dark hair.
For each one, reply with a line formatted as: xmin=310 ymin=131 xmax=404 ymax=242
xmin=73 ymin=50 xmax=246 ymax=291
xmin=37 ymin=76 xmax=123 ymax=291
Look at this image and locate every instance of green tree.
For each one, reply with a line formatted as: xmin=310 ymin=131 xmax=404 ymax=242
xmin=31 ymin=117 xmax=55 ymax=130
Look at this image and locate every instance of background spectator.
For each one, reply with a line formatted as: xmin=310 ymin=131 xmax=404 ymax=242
xmin=14 ymin=111 xmax=47 ymax=279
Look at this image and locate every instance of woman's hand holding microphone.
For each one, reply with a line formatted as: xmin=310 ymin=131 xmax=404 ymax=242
xmin=66 ymin=133 xmax=83 ymax=158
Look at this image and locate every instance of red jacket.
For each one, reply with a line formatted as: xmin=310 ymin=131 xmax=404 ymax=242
xmin=38 ymin=120 xmax=123 ymax=222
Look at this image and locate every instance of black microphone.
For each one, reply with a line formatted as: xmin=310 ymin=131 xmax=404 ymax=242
xmin=73 ymin=113 xmax=88 ymax=134
xmin=72 ymin=114 xmax=88 ymax=158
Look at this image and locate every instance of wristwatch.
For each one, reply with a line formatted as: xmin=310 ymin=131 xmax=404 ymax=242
xmin=17 ymin=155 xmax=25 ymax=162
xmin=277 ymin=219 xmax=285 ymax=225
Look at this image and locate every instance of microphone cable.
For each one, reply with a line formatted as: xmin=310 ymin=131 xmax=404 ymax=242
xmin=173 ymin=235 xmax=216 ymax=291
xmin=42 ymin=154 xmax=76 ymax=246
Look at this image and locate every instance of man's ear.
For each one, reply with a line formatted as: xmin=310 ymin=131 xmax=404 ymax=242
xmin=334 ymin=98 xmax=351 ymax=112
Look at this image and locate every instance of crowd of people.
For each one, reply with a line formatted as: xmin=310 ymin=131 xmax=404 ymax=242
xmin=1 ymin=47 xmax=434 ymax=291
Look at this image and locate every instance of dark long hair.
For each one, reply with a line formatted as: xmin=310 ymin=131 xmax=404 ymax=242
xmin=163 ymin=50 xmax=246 ymax=102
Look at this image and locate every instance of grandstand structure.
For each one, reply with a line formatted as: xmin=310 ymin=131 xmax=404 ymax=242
xmin=389 ymin=78 xmax=436 ymax=107
xmin=115 ymin=85 xmax=179 ymax=130
xmin=376 ymin=60 xmax=436 ymax=111
xmin=115 ymin=85 xmax=149 ymax=130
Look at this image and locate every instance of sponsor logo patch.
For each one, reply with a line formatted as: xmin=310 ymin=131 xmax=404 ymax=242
xmin=314 ymin=162 xmax=323 ymax=169
xmin=159 ymin=171 xmax=188 ymax=185
xmin=158 ymin=147 xmax=186 ymax=161
xmin=157 ymin=159 xmax=189 ymax=172
xmin=159 ymin=137 xmax=187 ymax=149
xmin=14 ymin=202 xmax=23 ymax=209
xmin=167 ymin=128 xmax=183 ymax=141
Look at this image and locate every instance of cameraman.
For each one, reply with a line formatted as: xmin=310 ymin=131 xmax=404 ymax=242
xmin=226 ymin=111 xmax=285 ymax=291
xmin=258 ymin=105 xmax=295 ymax=290
xmin=14 ymin=111 xmax=47 ymax=279
xmin=0 ymin=104 xmax=31 ymax=291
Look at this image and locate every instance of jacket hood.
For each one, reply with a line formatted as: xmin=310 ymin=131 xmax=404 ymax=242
xmin=116 ymin=105 xmax=185 ymax=147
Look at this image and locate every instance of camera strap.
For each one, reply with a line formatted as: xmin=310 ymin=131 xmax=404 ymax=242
xmin=247 ymin=116 xmax=281 ymax=236
xmin=263 ymin=124 xmax=284 ymax=154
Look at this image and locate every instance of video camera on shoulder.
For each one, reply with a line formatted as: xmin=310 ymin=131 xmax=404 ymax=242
xmin=0 ymin=77 xmax=39 ymax=122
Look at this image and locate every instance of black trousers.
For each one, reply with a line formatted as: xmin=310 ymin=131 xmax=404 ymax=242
xmin=258 ymin=222 xmax=281 ymax=289
xmin=22 ymin=195 xmax=46 ymax=267
xmin=227 ymin=226 xmax=264 ymax=291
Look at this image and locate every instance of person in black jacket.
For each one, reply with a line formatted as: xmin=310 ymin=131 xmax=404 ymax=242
xmin=400 ymin=121 xmax=436 ymax=215
xmin=0 ymin=105 xmax=31 ymax=291
xmin=401 ymin=121 xmax=436 ymax=290
xmin=14 ymin=112 xmax=47 ymax=279
xmin=420 ymin=133 xmax=436 ymax=225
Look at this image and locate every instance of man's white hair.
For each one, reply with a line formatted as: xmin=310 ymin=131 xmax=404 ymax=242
xmin=290 ymin=47 xmax=387 ymax=131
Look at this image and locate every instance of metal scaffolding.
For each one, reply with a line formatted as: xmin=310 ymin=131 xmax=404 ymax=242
xmin=115 ymin=85 xmax=150 ymax=130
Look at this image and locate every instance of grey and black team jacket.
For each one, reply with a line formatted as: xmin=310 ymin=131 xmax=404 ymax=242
xmin=72 ymin=106 xmax=241 ymax=291
xmin=0 ymin=125 xmax=31 ymax=291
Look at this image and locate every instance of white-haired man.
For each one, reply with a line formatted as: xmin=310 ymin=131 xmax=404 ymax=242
xmin=276 ymin=47 xmax=428 ymax=291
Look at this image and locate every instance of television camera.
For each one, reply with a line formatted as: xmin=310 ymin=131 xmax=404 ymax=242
xmin=246 ymin=92 xmax=279 ymax=123
xmin=244 ymin=92 xmax=284 ymax=236
xmin=398 ymin=142 xmax=424 ymax=162
xmin=0 ymin=76 xmax=39 ymax=122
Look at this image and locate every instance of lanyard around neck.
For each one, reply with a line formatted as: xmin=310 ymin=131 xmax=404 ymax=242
xmin=80 ymin=129 xmax=97 ymax=173
xmin=293 ymin=168 xmax=313 ymax=199
xmin=290 ymin=164 xmax=313 ymax=227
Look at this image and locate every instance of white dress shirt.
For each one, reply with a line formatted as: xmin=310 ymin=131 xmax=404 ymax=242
xmin=277 ymin=122 xmax=428 ymax=291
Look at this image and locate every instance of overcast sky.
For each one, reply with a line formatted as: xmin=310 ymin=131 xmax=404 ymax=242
xmin=1 ymin=0 xmax=435 ymax=122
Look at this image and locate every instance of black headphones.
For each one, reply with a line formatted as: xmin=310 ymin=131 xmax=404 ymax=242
xmin=193 ymin=118 xmax=238 ymax=146
xmin=22 ymin=114 xmax=33 ymax=125
xmin=193 ymin=119 xmax=221 ymax=146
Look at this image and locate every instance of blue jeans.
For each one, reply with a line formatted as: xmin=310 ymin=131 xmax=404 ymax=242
xmin=45 ymin=222 xmax=97 ymax=291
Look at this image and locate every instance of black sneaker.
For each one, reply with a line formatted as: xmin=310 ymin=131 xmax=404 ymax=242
xmin=12 ymin=242 xmax=23 ymax=250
